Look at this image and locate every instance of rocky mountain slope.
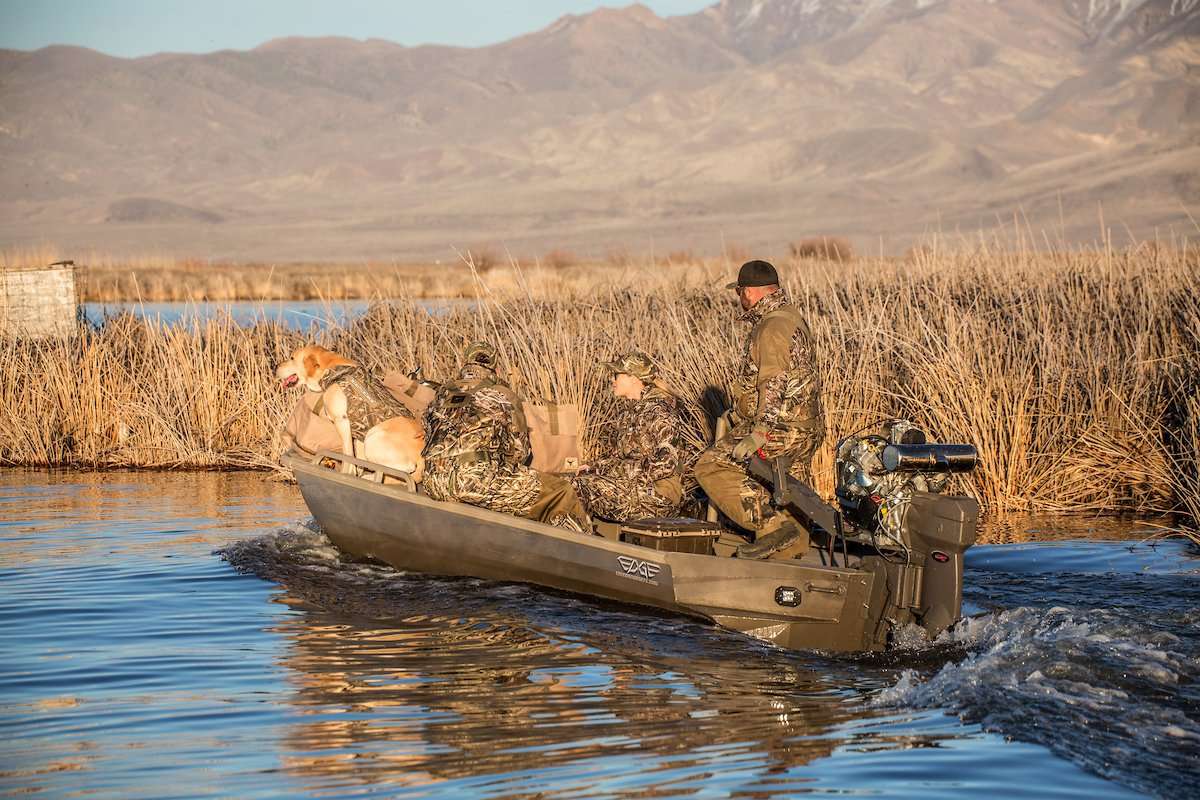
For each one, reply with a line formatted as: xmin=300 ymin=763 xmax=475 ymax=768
xmin=1 ymin=0 xmax=1196 ymax=260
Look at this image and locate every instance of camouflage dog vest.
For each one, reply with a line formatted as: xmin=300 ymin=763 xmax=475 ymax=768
xmin=316 ymin=363 xmax=414 ymax=439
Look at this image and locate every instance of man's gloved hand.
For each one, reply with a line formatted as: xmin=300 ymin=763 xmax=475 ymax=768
xmin=732 ymin=430 xmax=768 ymax=461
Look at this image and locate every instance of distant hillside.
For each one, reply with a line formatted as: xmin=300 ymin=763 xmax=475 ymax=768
xmin=106 ymin=198 xmax=223 ymax=224
xmin=1 ymin=0 xmax=1197 ymax=260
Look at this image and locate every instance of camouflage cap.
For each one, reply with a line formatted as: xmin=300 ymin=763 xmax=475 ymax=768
xmin=602 ymin=351 xmax=656 ymax=382
xmin=461 ymin=341 xmax=498 ymax=370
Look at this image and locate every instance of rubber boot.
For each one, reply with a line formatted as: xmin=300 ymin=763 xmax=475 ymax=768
xmin=736 ymin=511 xmax=809 ymax=560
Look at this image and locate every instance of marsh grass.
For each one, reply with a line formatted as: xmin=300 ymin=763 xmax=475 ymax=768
xmin=790 ymin=236 xmax=854 ymax=262
xmin=63 ymin=252 xmax=730 ymax=302
xmin=2 ymin=243 xmax=1198 ymax=527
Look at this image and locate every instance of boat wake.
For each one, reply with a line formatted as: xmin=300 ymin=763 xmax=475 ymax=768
xmin=876 ymin=547 xmax=1200 ymax=799
xmin=220 ymin=519 xmax=350 ymax=576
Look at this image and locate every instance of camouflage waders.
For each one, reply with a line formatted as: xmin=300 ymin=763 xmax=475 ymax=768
xmin=424 ymin=457 xmax=585 ymax=530
xmin=693 ymin=423 xmax=820 ymax=532
xmin=574 ymin=473 xmax=683 ymax=523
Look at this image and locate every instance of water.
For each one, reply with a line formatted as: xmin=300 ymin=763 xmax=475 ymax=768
xmin=1 ymin=471 xmax=1196 ymax=798
xmin=81 ymin=299 xmax=469 ymax=329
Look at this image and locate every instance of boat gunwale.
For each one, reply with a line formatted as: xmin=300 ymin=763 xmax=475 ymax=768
xmin=283 ymin=451 xmax=866 ymax=581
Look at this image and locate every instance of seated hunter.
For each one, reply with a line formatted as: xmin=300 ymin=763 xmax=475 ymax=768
xmin=694 ymin=260 xmax=824 ymax=560
xmin=422 ymin=341 xmax=589 ymax=531
xmin=572 ymin=351 xmax=685 ymax=523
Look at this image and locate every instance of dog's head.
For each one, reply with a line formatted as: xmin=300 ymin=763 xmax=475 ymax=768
xmin=276 ymin=345 xmax=356 ymax=392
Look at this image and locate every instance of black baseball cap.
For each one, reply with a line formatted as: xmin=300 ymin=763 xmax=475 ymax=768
xmin=725 ymin=259 xmax=779 ymax=290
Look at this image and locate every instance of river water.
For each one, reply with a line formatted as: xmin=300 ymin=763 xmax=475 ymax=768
xmin=2 ymin=470 xmax=1196 ymax=798
xmin=81 ymin=299 xmax=468 ymax=329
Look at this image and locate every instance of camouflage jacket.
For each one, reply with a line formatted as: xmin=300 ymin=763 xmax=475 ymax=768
xmin=317 ymin=363 xmax=414 ymax=439
xmin=590 ymin=387 xmax=683 ymax=483
xmin=424 ymin=376 xmax=529 ymax=471
xmin=733 ymin=289 xmax=822 ymax=433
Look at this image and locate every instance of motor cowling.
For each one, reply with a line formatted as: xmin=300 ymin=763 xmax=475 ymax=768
xmin=835 ymin=420 xmax=977 ymax=546
xmin=835 ymin=420 xmax=980 ymax=640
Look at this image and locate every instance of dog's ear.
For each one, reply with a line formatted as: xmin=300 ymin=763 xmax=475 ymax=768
xmin=320 ymin=352 xmax=357 ymax=370
xmin=302 ymin=352 xmax=319 ymax=378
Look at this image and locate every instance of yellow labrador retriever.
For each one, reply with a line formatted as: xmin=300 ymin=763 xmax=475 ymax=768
xmin=276 ymin=344 xmax=425 ymax=481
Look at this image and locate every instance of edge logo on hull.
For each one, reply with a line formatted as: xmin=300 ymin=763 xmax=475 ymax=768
xmin=616 ymin=555 xmax=662 ymax=585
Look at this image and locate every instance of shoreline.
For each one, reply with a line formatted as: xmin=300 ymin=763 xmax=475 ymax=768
xmin=19 ymin=252 xmax=743 ymax=303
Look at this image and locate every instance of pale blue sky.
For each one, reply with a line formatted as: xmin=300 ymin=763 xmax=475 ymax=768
xmin=0 ymin=1 xmax=715 ymax=57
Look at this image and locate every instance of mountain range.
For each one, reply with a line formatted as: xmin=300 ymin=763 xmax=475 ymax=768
xmin=1 ymin=0 xmax=1197 ymax=261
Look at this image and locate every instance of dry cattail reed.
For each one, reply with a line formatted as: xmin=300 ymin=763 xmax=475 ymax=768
xmin=2 ymin=242 xmax=1197 ymax=532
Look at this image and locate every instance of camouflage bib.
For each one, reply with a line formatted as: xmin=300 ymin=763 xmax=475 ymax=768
xmin=425 ymin=378 xmax=528 ymax=468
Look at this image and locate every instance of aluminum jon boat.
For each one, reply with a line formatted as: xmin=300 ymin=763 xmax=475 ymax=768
xmin=286 ymin=422 xmax=980 ymax=654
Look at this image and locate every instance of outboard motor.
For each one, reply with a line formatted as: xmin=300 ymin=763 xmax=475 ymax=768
xmin=835 ymin=420 xmax=979 ymax=640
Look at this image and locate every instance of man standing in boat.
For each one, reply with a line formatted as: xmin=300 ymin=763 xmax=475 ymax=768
xmin=423 ymin=341 xmax=590 ymax=532
xmin=572 ymin=351 xmax=685 ymax=522
xmin=694 ymin=260 xmax=824 ymax=559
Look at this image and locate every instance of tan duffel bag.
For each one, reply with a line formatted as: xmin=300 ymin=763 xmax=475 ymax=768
xmin=524 ymin=402 xmax=581 ymax=474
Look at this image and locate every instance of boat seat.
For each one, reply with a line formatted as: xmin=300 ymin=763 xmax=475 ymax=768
xmin=713 ymin=530 xmax=746 ymax=558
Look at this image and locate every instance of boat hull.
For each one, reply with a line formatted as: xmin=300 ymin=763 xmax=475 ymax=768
xmin=287 ymin=453 xmax=886 ymax=652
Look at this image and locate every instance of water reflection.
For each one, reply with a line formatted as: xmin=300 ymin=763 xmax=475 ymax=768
xmin=2 ymin=470 xmax=1166 ymax=798
xmin=0 ymin=469 xmax=300 ymax=563
xmin=272 ymin=614 xmax=854 ymax=796
xmin=0 ymin=470 xmax=308 ymax=799
xmin=978 ymin=513 xmax=1176 ymax=544
xmin=266 ymin=590 xmax=950 ymax=796
xmin=216 ymin=521 xmax=1159 ymax=798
